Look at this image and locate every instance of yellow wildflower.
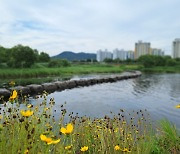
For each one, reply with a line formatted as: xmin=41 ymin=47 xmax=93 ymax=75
xmin=114 ymin=145 xmax=120 ymax=151
xmin=40 ymin=134 xmax=60 ymax=145
xmin=44 ymin=107 xmax=49 ymax=111
xmin=24 ymin=149 xmax=29 ymax=154
xmin=65 ymin=145 xmax=72 ymax=150
xmin=9 ymin=90 xmax=18 ymax=101
xmin=0 ymin=115 xmax=2 ymax=120
xmin=175 ymin=104 xmax=180 ymax=108
xmin=60 ymin=123 xmax=73 ymax=135
xmin=80 ymin=146 xmax=88 ymax=152
xmin=20 ymin=110 xmax=33 ymax=117
xmin=122 ymin=148 xmax=131 ymax=152
xmin=114 ymin=128 xmax=118 ymax=133
xmin=27 ymin=104 xmax=33 ymax=108
xmin=9 ymin=81 xmax=15 ymax=87
xmin=122 ymin=121 xmax=126 ymax=124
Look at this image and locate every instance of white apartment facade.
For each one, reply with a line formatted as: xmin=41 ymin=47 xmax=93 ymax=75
xmin=172 ymin=38 xmax=180 ymax=58
xmin=113 ymin=49 xmax=127 ymax=60
xmin=96 ymin=49 xmax=112 ymax=62
xmin=127 ymin=51 xmax=135 ymax=60
xmin=151 ymin=48 xmax=164 ymax=56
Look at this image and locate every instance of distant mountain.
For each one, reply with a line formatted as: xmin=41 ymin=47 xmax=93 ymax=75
xmin=52 ymin=51 xmax=96 ymax=61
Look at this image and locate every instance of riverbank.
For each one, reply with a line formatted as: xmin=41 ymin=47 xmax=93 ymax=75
xmin=0 ymin=64 xmax=140 ymax=79
xmin=0 ymin=71 xmax=141 ymax=98
xmin=0 ymin=93 xmax=179 ymax=153
xmin=0 ymin=64 xmax=179 ymax=88
xmin=0 ymin=64 xmax=180 ymax=79
xmin=140 ymin=65 xmax=180 ymax=73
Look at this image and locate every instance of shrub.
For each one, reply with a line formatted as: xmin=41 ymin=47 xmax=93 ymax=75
xmin=166 ymin=59 xmax=177 ymax=66
xmin=138 ymin=55 xmax=178 ymax=67
xmin=9 ymin=45 xmax=37 ymax=68
xmin=38 ymin=52 xmax=50 ymax=62
xmin=48 ymin=59 xmax=71 ymax=67
xmin=138 ymin=55 xmax=155 ymax=67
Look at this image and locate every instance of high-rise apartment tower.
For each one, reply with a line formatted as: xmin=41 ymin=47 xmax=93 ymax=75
xmin=172 ymin=38 xmax=180 ymax=58
xmin=135 ymin=40 xmax=151 ymax=59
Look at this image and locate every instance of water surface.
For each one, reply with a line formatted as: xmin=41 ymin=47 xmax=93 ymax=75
xmin=31 ymin=73 xmax=180 ymax=127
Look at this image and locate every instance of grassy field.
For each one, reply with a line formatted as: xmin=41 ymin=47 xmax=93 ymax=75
xmin=0 ymin=64 xmax=140 ymax=79
xmin=140 ymin=65 xmax=180 ymax=73
xmin=0 ymin=92 xmax=179 ymax=154
xmin=0 ymin=63 xmax=179 ymax=88
xmin=0 ymin=64 xmax=141 ymax=88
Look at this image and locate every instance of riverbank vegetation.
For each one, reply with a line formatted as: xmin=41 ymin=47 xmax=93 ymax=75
xmin=0 ymin=63 xmax=180 ymax=88
xmin=0 ymin=91 xmax=179 ymax=153
xmin=1 ymin=44 xmax=180 ymax=84
xmin=0 ymin=62 xmax=179 ymax=80
xmin=0 ymin=45 xmax=50 ymax=68
xmin=0 ymin=64 xmax=139 ymax=79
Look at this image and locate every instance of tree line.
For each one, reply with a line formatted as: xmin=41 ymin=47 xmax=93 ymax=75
xmin=103 ymin=55 xmax=180 ymax=67
xmin=0 ymin=45 xmax=50 ymax=68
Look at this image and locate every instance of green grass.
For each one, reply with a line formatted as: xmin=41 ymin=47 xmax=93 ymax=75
xmin=0 ymin=92 xmax=179 ymax=153
xmin=140 ymin=65 xmax=180 ymax=73
xmin=0 ymin=77 xmax=72 ymax=88
xmin=0 ymin=64 xmax=179 ymax=87
xmin=0 ymin=64 xmax=140 ymax=79
xmin=0 ymin=64 xmax=141 ymax=87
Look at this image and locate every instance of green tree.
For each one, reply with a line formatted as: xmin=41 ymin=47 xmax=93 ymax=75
xmin=8 ymin=45 xmax=37 ymax=68
xmin=153 ymin=56 xmax=166 ymax=66
xmin=138 ymin=55 xmax=155 ymax=67
xmin=39 ymin=52 xmax=50 ymax=62
xmin=103 ymin=58 xmax=113 ymax=63
xmin=114 ymin=58 xmax=122 ymax=63
xmin=0 ymin=46 xmax=8 ymax=63
xmin=166 ymin=59 xmax=177 ymax=66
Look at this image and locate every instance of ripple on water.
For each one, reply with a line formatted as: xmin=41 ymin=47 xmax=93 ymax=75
xmin=30 ymin=73 xmax=180 ymax=128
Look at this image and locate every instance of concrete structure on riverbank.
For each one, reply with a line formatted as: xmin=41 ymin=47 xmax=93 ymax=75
xmin=172 ymin=38 xmax=180 ymax=58
xmin=135 ymin=40 xmax=151 ymax=59
xmin=0 ymin=71 xmax=142 ymax=98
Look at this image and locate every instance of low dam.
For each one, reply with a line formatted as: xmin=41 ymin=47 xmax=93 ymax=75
xmin=0 ymin=71 xmax=141 ymax=98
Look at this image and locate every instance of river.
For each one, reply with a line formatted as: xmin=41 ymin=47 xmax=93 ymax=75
xmin=30 ymin=73 xmax=180 ymax=128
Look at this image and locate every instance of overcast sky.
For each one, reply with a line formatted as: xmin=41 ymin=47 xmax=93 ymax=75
xmin=0 ymin=0 xmax=180 ymax=56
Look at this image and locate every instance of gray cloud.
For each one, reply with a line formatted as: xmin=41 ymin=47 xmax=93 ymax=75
xmin=0 ymin=0 xmax=180 ymax=56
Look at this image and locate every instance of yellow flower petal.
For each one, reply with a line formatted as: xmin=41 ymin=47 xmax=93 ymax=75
xmin=114 ymin=145 xmax=120 ymax=151
xmin=175 ymin=104 xmax=180 ymax=108
xmin=20 ymin=110 xmax=33 ymax=117
xmin=48 ymin=139 xmax=60 ymax=145
xmin=27 ymin=104 xmax=33 ymax=108
xmin=66 ymin=123 xmax=73 ymax=133
xmin=24 ymin=149 xmax=29 ymax=154
xmin=60 ymin=123 xmax=73 ymax=135
xmin=40 ymin=134 xmax=47 ymax=141
xmin=9 ymin=90 xmax=18 ymax=101
xmin=65 ymin=145 xmax=72 ymax=150
xmin=80 ymin=146 xmax=88 ymax=152
xmin=40 ymin=134 xmax=60 ymax=145
xmin=60 ymin=127 xmax=67 ymax=134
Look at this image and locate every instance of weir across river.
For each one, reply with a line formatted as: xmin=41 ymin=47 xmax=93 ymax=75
xmin=0 ymin=71 xmax=141 ymax=98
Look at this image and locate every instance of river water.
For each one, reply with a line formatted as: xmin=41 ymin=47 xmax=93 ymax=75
xmin=31 ymin=73 xmax=180 ymax=128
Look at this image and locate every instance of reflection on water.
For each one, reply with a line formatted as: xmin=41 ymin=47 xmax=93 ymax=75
xmin=30 ymin=73 xmax=180 ymax=128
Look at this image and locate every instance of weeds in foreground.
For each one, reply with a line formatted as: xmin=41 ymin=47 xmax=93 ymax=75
xmin=0 ymin=91 xmax=179 ymax=154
